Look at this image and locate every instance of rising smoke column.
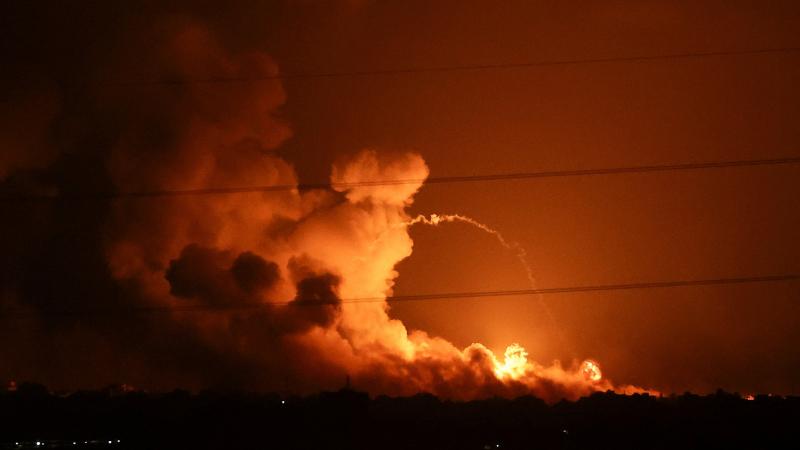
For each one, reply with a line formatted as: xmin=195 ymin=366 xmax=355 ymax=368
xmin=0 ymin=18 xmax=651 ymax=401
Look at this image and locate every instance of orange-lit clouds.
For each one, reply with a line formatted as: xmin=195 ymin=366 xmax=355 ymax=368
xmin=93 ymin=21 xmax=627 ymax=401
xmin=0 ymin=17 xmax=656 ymax=401
xmin=103 ymin=21 xmax=654 ymax=398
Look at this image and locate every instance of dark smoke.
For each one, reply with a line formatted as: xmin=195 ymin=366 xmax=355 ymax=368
xmin=0 ymin=8 xmax=310 ymax=392
xmin=166 ymin=245 xmax=280 ymax=305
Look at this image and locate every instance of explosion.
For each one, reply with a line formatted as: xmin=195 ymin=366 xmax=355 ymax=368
xmin=494 ymin=344 xmax=530 ymax=380
xmin=0 ymin=19 xmax=655 ymax=402
xmin=581 ymin=360 xmax=603 ymax=382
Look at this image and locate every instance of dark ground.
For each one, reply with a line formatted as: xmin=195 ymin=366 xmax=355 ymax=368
xmin=2 ymin=384 xmax=798 ymax=450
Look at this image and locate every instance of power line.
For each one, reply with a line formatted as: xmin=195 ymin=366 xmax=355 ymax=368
xmin=105 ymin=46 xmax=800 ymax=86
xmin=4 ymin=155 xmax=799 ymax=202
xmin=2 ymin=274 xmax=796 ymax=318
xmin=5 ymin=46 xmax=800 ymax=92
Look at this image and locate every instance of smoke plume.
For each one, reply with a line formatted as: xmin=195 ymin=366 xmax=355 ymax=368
xmin=0 ymin=17 xmax=649 ymax=401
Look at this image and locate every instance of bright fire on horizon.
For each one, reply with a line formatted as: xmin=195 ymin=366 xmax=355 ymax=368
xmin=0 ymin=20 xmax=661 ymax=402
xmin=408 ymin=214 xmax=609 ymax=388
xmin=495 ymin=343 xmax=532 ymax=380
xmin=493 ymin=344 xmax=603 ymax=383
xmin=581 ymin=360 xmax=603 ymax=382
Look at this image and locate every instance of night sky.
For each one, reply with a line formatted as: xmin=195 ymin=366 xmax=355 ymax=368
xmin=2 ymin=1 xmax=799 ymax=398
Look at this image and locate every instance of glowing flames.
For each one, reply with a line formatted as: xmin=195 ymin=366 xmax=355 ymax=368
xmin=494 ymin=343 xmax=530 ymax=380
xmin=580 ymin=360 xmax=603 ymax=382
xmin=492 ymin=344 xmax=604 ymax=386
xmin=400 ymin=210 xmax=633 ymax=400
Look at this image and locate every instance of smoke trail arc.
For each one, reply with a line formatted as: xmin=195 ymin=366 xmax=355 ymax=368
xmin=403 ymin=213 xmax=570 ymax=352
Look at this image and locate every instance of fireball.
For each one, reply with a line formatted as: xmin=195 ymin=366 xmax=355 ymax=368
xmin=580 ymin=359 xmax=602 ymax=382
xmin=494 ymin=343 xmax=529 ymax=380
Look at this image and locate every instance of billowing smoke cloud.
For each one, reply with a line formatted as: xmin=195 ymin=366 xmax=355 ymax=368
xmin=0 ymin=16 xmax=647 ymax=401
xmin=165 ymin=245 xmax=280 ymax=305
